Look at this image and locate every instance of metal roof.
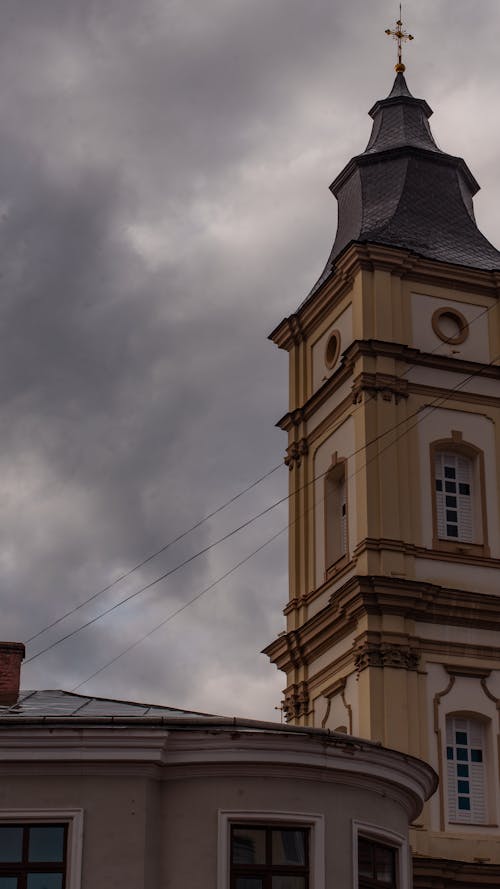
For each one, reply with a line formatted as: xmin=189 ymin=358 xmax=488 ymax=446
xmin=0 ymin=689 xmax=220 ymax=720
xmin=307 ymin=72 xmax=500 ymax=301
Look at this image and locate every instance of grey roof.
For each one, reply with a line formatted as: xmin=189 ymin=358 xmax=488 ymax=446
xmin=307 ymin=73 xmax=500 ymax=299
xmin=0 ymin=689 xmax=221 ymax=720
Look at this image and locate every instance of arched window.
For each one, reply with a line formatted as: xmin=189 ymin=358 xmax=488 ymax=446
xmin=431 ymin=437 xmax=489 ymax=554
xmin=325 ymin=458 xmax=348 ymax=572
xmin=434 ymin=451 xmax=473 ymax=542
xmin=446 ymin=716 xmax=487 ymax=824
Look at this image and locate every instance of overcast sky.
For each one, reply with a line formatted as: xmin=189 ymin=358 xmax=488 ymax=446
xmin=2 ymin=0 xmax=500 ymax=719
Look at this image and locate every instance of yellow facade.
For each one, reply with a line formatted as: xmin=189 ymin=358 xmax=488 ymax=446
xmin=265 ymin=242 xmax=500 ymax=870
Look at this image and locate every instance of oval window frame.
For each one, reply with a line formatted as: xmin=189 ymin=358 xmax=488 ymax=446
xmin=325 ymin=330 xmax=341 ymax=369
xmin=431 ymin=307 xmax=469 ymax=345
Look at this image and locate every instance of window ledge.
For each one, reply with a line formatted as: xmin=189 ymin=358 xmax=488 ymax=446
xmin=433 ymin=538 xmax=490 ymax=558
xmin=325 ymin=554 xmax=349 ymax=579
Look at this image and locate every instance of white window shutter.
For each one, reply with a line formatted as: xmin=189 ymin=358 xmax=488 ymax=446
xmin=435 ymin=453 xmax=446 ymax=537
xmin=457 ymin=456 xmax=474 ymax=542
xmin=446 ymin=717 xmax=487 ymax=825
xmin=339 ymin=475 xmax=347 ymax=555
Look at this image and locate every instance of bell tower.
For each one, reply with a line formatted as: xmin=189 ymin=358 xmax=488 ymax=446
xmin=264 ymin=49 xmax=500 ymax=883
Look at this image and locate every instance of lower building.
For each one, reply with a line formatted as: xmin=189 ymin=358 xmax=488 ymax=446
xmin=0 ymin=642 xmax=435 ymax=888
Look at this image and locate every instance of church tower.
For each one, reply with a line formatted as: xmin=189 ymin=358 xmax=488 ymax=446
xmin=264 ymin=30 xmax=500 ymax=884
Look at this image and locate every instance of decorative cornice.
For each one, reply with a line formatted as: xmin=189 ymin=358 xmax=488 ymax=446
xmin=354 ymin=640 xmax=420 ymax=673
xmin=270 ymin=243 xmax=500 ymax=352
xmin=264 ymin=574 xmax=500 ymax=675
xmin=351 ymin=372 xmax=409 ymax=404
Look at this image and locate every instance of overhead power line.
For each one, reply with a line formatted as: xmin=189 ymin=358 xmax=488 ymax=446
xmin=24 ymin=298 xmax=495 ymax=649
xmin=27 ymin=340 xmax=500 ymax=679
xmin=24 ymin=461 xmax=283 ymax=645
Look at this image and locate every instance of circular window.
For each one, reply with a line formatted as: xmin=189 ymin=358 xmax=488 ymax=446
xmin=431 ymin=307 xmax=469 ymax=345
xmin=325 ymin=330 xmax=341 ymax=369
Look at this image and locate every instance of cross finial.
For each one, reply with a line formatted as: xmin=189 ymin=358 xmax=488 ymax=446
xmin=385 ymin=4 xmax=414 ymax=73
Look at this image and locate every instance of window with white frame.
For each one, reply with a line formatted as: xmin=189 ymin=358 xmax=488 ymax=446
xmin=434 ymin=452 xmax=474 ymax=542
xmin=218 ymin=812 xmax=324 ymax=889
xmin=446 ymin=716 xmax=487 ymax=824
xmin=352 ymin=822 xmax=408 ymax=889
xmin=0 ymin=812 xmax=82 ymax=889
xmin=357 ymin=837 xmax=397 ymax=889
xmin=230 ymin=824 xmax=309 ymax=888
xmin=325 ymin=462 xmax=347 ymax=570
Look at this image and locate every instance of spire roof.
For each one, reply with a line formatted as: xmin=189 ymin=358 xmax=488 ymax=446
xmin=308 ymin=73 xmax=500 ymax=298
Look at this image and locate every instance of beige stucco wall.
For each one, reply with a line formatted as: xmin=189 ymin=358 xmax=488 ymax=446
xmin=0 ymin=725 xmax=435 ymax=889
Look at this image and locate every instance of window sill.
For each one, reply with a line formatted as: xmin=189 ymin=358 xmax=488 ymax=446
xmin=432 ymin=538 xmax=490 ymax=558
xmin=325 ymin=554 xmax=349 ymax=579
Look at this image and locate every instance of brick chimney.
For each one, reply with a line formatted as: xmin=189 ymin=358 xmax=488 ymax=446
xmin=0 ymin=642 xmax=25 ymax=705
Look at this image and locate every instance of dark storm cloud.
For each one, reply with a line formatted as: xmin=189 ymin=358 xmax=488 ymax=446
xmin=0 ymin=0 xmax=498 ymax=717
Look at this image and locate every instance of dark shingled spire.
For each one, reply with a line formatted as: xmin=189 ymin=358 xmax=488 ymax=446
xmin=309 ymin=74 xmax=500 ymax=297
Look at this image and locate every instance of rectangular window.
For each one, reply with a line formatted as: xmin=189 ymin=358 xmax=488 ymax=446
xmin=219 ymin=813 xmax=324 ymax=889
xmin=0 ymin=824 xmax=67 ymax=888
xmin=230 ymin=825 xmax=309 ymax=888
xmin=0 ymin=813 xmax=81 ymax=889
xmin=357 ymin=837 xmax=397 ymax=889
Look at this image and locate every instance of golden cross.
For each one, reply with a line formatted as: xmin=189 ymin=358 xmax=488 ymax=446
xmin=385 ymin=4 xmax=414 ymax=73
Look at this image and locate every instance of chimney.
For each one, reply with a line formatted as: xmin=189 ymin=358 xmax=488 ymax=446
xmin=0 ymin=642 xmax=25 ymax=705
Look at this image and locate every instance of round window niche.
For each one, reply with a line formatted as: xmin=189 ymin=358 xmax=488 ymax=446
xmin=431 ymin=307 xmax=469 ymax=345
xmin=325 ymin=330 xmax=341 ymax=369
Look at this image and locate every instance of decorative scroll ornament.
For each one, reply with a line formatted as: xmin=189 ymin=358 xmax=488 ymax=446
xmin=282 ymin=681 xmax=310 ymax=721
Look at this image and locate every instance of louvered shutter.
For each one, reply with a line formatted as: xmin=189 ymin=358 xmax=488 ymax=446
xmin=435 ymin=453 xmax=446 ymax=537
xmin=469 ymin=720 xmax=487 ymax=823
xmin=446 ymin=717 xmax=487 ymax=825
xmin=457 ymin=456 xmax=474 ymax=542
xmin=446 ymin=719 xmax=458 ymax=821
xmin=339 ymin=474 xmax=347 ymax=556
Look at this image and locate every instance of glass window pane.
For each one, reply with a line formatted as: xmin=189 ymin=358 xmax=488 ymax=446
xmin=471 ymin=749 xmax=483 ymax=763
xmin=445 ymin=481 xmax=455 ymax=493
xmin=458 ymin=797 xmax=471 ymax=811
xmin=0 ymin=879 xmax=18 ymax=889
xmin=455 ymin=732 xmax=468 ymax=745
xmin=272 ymin=879 xmax=306 ymax=889
xmin=459 ymin=483 xmax=470 ymax=496
xmin=457 ymin=748 xmax=468 ymax=761
xmin=29 ymin=827 xmax=65 ymax=863
xmin=358 ymin=839 xmax=373 ymax=878
xmin=0 ymin=827 xmax=23 ymax=863
xmin=457 ymin=764 xmax=469 ymax=777
xmin=446 ymin=746 xmax=453 ymax=760
xmin=235 ymin=880 xmax=263 ymax=889
xmin=446 ymin=510 xmax=458 ymax=522
xmin=27 ymin=877 xmax=63 ymax=889
xmin=374 ymin=845 xmax=395 ymax=882
xmin=457 ymin=780 xmax=470 ymax=794
xmin=272 ymin=830 xmax=306 ymax=866
xmin=447 ymin=525 xmax=458 ymax=537
xmin=435 ymin=480 xmax=443 ymax=491
xmin=445 ymin=496 xmax=457 ymax=508
xmin=444 ymin=466 xmax=456 ymax=479
xmin=232 ymin=829 xmax=266 ymax=865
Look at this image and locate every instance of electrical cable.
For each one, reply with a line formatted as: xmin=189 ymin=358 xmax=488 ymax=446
xmin=70 ymin=525 xmax=287 ymax=692
xmin=25 ymin=299 xmax=494 ymax=647
xmin=28 ymin=340 xmax=500 ymax=678
xmin=24 ymin=461 xmax=283 ymax=645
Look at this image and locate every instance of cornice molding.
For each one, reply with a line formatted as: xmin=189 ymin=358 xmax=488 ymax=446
xmin=264 ymin=574 xmax=500 ymax=674
xmin=270 ymin=243 xmax=500 ymax=352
